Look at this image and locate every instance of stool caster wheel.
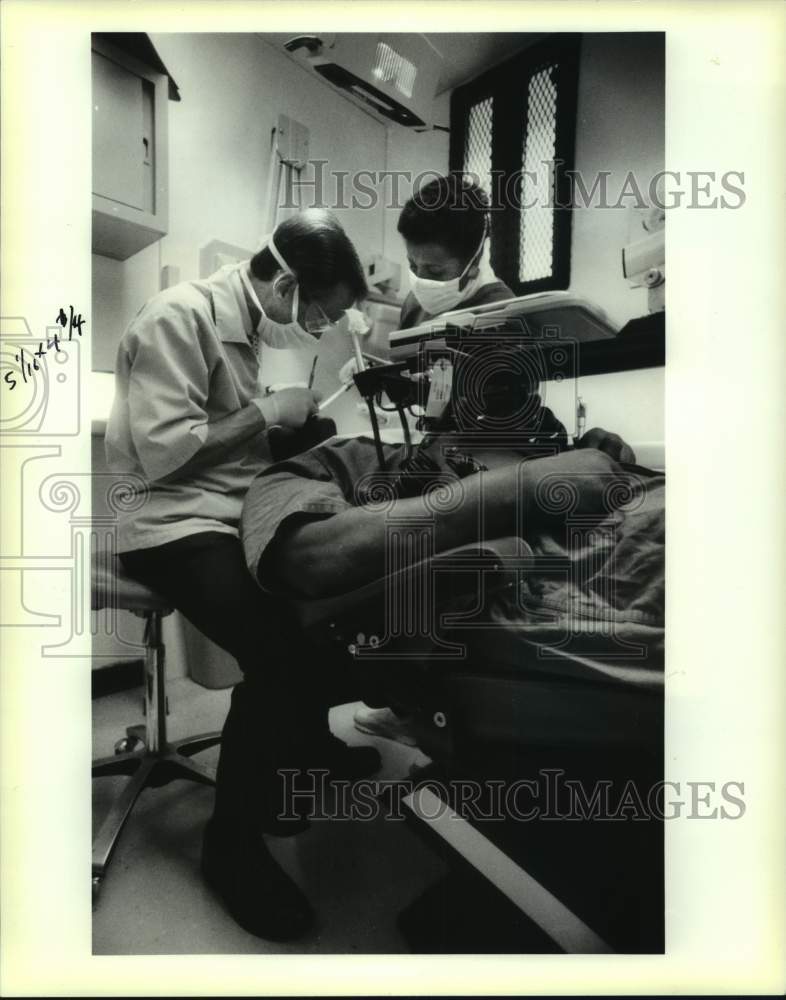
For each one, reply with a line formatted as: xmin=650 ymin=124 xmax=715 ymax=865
xmin=114 ymin=734 xmax=144 ymax=755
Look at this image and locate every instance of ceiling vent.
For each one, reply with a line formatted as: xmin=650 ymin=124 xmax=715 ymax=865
xmin=283 ymin=34 xmax=443 ymax=129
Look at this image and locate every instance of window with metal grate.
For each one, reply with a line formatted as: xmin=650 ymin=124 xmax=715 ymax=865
xmin=464 ymin=96 xmax=494 ymax=196
xmin=519 ymin=64 xmax=559 ymax=282
xmin=450 ymin=35 xmax=580 ymax=296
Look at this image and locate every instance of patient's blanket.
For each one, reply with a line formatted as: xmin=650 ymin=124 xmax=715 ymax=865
xmin=241 ymin=434 xmax=665 ymax=689
xmin=477 ymin=468 xmax=665 ymax=690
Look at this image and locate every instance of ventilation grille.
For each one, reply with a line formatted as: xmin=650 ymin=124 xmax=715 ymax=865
xmin=372 ymin=42 xmax=417 ymax=99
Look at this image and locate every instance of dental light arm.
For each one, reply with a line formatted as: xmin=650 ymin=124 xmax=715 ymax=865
xmin=349 ymin=318 xmax=491 ymax=469
xmin=351 ymin=361 xmax=418 ymax=468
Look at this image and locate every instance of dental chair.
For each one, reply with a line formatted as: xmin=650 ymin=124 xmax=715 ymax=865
xmin=289 ymin=535 xmax=664 ymax=954
xmin=282 ymin=299 xmax=665 ymax=953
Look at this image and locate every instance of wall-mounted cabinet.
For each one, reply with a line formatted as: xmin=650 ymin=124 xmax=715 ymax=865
xmin=92 ymin=36 xmax=170 ymax=260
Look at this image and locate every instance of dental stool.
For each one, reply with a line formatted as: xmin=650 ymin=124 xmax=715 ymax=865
xmin=91 ymin=550 xmax=222 ymax=898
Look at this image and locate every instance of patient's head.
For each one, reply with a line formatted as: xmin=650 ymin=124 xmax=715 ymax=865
xmin=398 ymin=174 xmax=489 ymax=286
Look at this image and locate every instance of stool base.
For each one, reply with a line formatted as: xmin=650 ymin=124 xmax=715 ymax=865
xmin=92 ymin=727 xmax=221 ymax=899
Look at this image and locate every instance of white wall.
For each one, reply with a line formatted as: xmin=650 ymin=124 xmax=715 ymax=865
xmin=541 ymin=366 xmax=665 ymax=468
xmin=382 ymin=90 xmax=451 ymax=292
xmin=92 ymin=246 xmax=158 ymax=372
xmin=156 ymin=34 xmax=389 ymax=280
xmin=562 ymin=33 xmax=665 ymax=445
xmin=569 ymin=33 xmax=665 ymax=328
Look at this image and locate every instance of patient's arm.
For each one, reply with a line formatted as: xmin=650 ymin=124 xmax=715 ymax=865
xmin=262 ymin=448 xmax=617 ymax=599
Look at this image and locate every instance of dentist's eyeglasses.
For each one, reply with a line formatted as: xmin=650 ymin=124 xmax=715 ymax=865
xmin=303 ymin=301 xmax=345 ymax=335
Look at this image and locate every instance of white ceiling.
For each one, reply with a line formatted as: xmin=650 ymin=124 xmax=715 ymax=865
xmin=259 ymin=32 xmax=544 ymax=96
xmin=424 ymin=33 xmax=545 ymax=94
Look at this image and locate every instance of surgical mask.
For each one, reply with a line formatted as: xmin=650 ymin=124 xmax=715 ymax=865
xmin=408 ymin=235 xmax=487 ymax=316
xmin=240 ymin=236 xmax=337 ymax=351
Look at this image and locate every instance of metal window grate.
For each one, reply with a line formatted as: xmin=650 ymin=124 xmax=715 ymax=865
xmin=519 ymin=64 xmax=558 ymax=282
xmin=463 ymin=97 xmax=494 ymax=195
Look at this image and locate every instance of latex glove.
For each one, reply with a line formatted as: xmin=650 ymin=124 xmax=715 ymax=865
xmin=339 ymin=357 xmax=363 ymax=385
xmin=575 ymin=426 xmax=636 ymax=464
xmin=346 ymin=307 xmax=372 ymax=337
xmin=252 ymin=387 xmax=321 ymax=429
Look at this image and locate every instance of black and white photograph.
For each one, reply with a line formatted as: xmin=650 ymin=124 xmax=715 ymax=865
xmin=88 ymin=28 xmax=666 ymax=955
xmin=1 ymin=1 xmax=784 ymax=995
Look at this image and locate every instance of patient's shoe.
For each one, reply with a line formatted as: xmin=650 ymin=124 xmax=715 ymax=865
xmin=201 ymin=817 xmax=315 ymax=941
xmin=353 ymin=705 xmax=419 ymax=747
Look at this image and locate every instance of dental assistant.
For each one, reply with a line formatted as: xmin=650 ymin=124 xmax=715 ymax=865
xmin=105 ymin=209 xmax=378 ymax=942
xmin=352 ymin=174 xmax=515 ymax=746
xmin=398 ymin=173 xmax=514 ymax=329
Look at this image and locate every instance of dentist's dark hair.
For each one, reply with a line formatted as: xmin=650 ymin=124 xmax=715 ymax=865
xmin=250 ymin=208 xmax=368 ymax=302
xmin=398 ymin=173 xmax=489 ymax=264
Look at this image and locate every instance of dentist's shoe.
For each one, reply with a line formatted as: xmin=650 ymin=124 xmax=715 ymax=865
xmin=353 ymin=705 xmax=419 ymax=747
xmin=201 ymin=817 xmax=315 ymax=941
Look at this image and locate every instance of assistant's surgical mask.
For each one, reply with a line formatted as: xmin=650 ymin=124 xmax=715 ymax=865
xmin=408 ymin=235 xmax=487 ymax=316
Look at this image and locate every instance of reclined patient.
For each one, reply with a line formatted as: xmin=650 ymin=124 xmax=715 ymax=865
xmin=239 ymin=415 xmax=666 ymax=814
xmin=237 ymin=375 xmax=665 ymax=950
xmin=244 ymin=434 xmax=613 ymax=597
xmin=241 ymin=397 xmax=663 ymax=665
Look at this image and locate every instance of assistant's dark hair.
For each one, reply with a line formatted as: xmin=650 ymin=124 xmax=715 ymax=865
xmin=250 ymin=208 xmax=368 ymax=301
xmin=397 ymin=173 xmax=489 ymax=263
